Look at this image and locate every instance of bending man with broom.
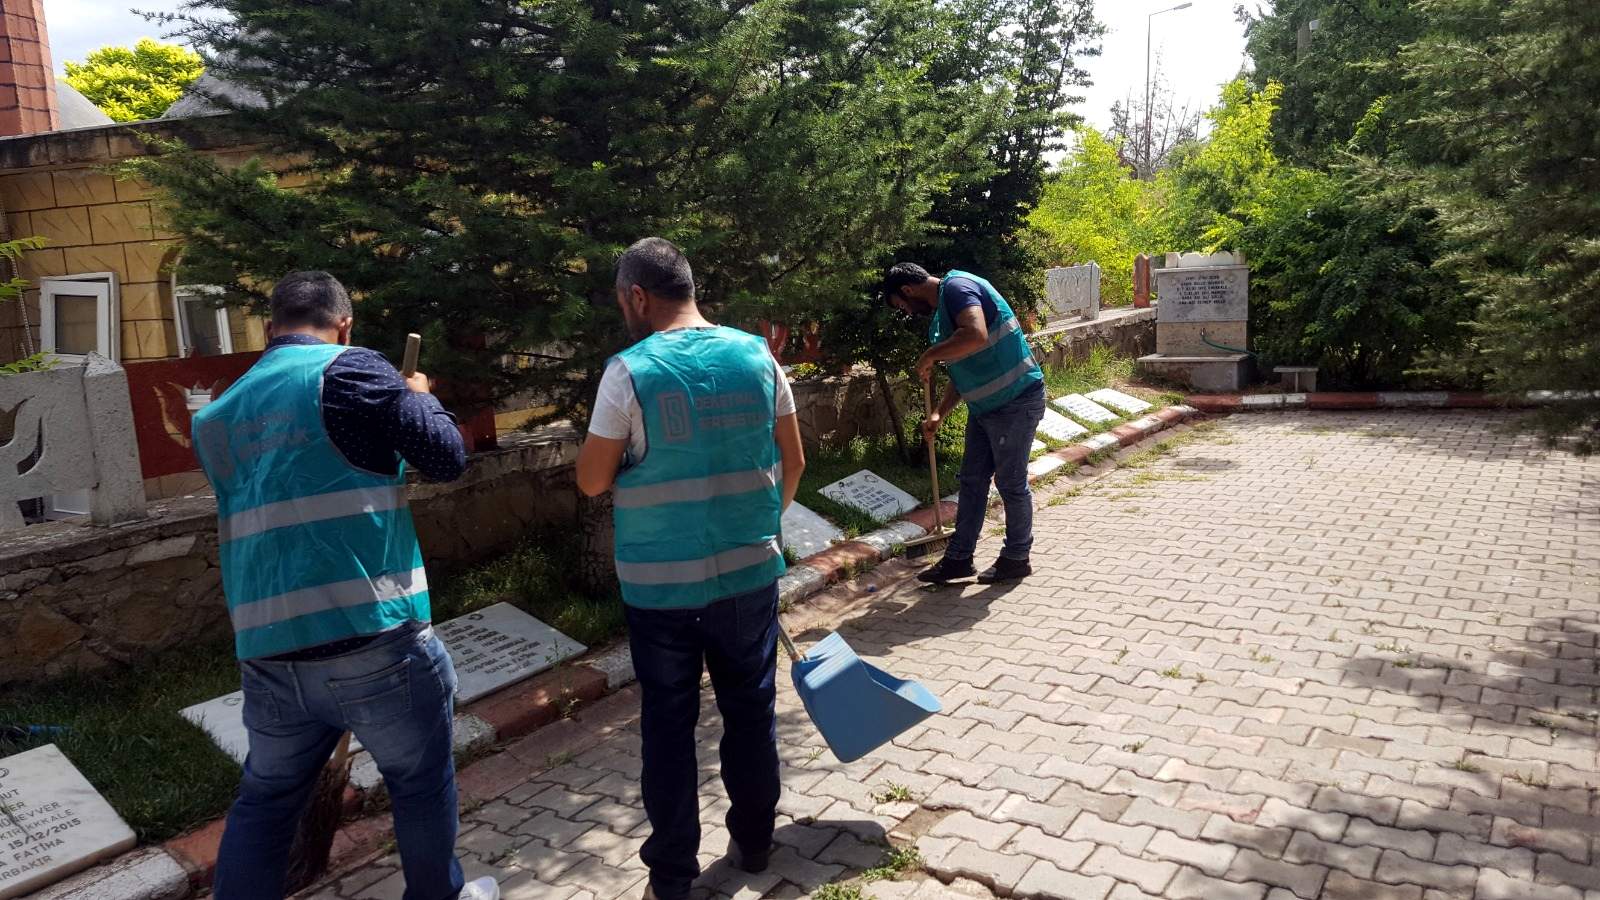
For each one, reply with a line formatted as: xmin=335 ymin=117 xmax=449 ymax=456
xmin=881 ymin=262 xmax=1046 ymax=585
xmin=192 ymin=272 xmax=496 ymax=900
xmin=577 ymin=238 xmax=806 ymax=900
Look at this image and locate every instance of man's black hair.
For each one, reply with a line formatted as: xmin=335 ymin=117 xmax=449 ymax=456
xmin=270 ymin=271 xmax=353 ymax=328
xmin=617 ymin=237 xmax=695 ymax=302
xmin=880 ymin=262 xmax=932 ymax=300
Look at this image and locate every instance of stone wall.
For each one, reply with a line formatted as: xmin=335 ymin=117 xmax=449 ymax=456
xmin=1031 ymin=306 xmax=1156 ymax=368
xmin=791 ymin=366 xmax=915 ymax=448
xmin=0 ymin=427 xmax=582 ymax=687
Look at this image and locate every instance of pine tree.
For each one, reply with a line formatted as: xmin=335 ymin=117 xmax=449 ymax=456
xmin=1397 ymin=0 xmax=1600 ymax=449
xmin=133 ymin=0 xmax=989 ymax=418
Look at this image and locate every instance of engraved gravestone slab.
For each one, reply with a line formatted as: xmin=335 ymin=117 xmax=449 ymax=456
xmin=182 ymin=694 xmax=367 ymax=764
xmin=1086 ymin=388 xmax=1153 ymax=416
xmin=819 ymin=470 xmax=919 ymax=522
xmin=1053 ymin=394 xmax=1120 ymax=425
xmin=782 ymin=501 xmax=845 ymax=560
xmin=1155 ymin=265 xmax=1248 ymax=323
xmin=0 ymin=744 xmax=137 ymax=899
xmin=1037 ymin=409 xmax=1089 ymax=443
xmin=436 ymin=603 xmax=588 ymax=704
xmin=1045 ymin=263 xmax=1101 ymax=321
xmin=1030 ymin=439 xmax=1045 ymax=454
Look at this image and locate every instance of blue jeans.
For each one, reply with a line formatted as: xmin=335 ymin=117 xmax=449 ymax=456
xmin=624 ymin=583 xmax=781 ymax=900
xmin=215 ymin=622 xmax=463 ymax=900
xmin=949 ymin=380 xmax=1046 ymax=562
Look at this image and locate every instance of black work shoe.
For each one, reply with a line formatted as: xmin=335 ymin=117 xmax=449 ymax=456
xmin=977 ymin=557 xmax=1031 ymax=584
xmin=916 ymin=556 xmax=978 ymax=584
xmin=728 ymin=841 xmax=770 ymax=874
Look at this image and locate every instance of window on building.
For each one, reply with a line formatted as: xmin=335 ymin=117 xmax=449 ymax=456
xmin=173 ymin=281 xmax=233 ymax=357
xmin=40 ymin=274 xmax=119 ymax=363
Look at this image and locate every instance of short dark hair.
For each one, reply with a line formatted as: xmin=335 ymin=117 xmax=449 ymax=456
xmin=616 ymin=237 xmax=695 ymax=302
xmin=881 ymin=262 xmax=931 ymax=300
xmin=270 ymin=271 xmax=353 ymax=328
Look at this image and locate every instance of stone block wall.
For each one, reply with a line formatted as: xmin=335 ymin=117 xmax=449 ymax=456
xmin=791 ymin=366 xmax=915 ymax=448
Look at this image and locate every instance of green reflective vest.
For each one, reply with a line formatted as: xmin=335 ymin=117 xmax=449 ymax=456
xmin=192 ymin=342 xmax=428 ymax=660
xmin=929 ymin=270 xmax=1043 ymax=416
xmin=611 ymin=327 xmax=785 ymax=609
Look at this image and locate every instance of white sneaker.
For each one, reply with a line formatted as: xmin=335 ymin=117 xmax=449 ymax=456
xmin=459 ymin=877 xmax=500 ymax=900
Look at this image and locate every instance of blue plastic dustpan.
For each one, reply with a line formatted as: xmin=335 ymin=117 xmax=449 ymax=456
xmin=780 ymin=628 xmax=942 ymax=763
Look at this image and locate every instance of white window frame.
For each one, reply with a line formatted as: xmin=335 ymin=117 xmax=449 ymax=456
xmin=40 ymin=272 xmax=120 ymax=364
xmin=171 ymin=276 xmax=234 ymax=357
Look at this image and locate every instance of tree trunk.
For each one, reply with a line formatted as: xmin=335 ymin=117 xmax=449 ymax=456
xmin=575 ymin=489 xmax=619 ymax=597
xmin=873 ymin=365 xmax=912 ymax=465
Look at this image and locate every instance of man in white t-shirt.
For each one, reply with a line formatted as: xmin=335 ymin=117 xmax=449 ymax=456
xmin=576 ymin=238 xmax=805 ymax=900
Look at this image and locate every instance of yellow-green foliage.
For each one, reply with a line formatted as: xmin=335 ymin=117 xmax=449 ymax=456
xmin=64 ymin=39 xmax=204 ymax=123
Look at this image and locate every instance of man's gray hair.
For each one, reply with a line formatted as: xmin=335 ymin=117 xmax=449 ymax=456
xmin=616 ymin=237 xmax=695 ymax=302
xmin=270 ymin=271 xmax=354 ymax=328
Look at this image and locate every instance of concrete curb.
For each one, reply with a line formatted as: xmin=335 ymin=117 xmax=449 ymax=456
xmin=74 ymin=401 xmax=1206 ymax=899
xmin=1186 ymin=391 xmax=1536 ymax=413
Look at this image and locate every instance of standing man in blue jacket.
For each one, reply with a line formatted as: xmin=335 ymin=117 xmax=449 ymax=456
xmin=576 ymin=238 xmax=806 ymax=900
xmin=192 ymin=272 xmax=497 ymax=900
xmin=881 ymin=262 xmax=1046 ymax=585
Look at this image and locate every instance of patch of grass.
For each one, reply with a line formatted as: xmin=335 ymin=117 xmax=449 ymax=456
xmin=872 ymin=783 xmax=915 ymax=803
xmin=1249 ymin=648 xmax=1276 ymax=664
xmin=813 ymin=883 xmax=867 ymax=900
xmin=1122 ymin=740 xmax=1147 ymax=753
xmin=546 ymin=750 xmax=575 ymax=768
xmin=0 ymin=638 xmax=244 ymax=842
xmin=1042 ymin=345 xmax=1135 ymax=398
xmin=1510 ymin=771 xmax=1550 ymax=789
xmin=1449 ymin=755 xmax=1483 ymax=774
xmin=863 ymin=845 xmax=924 ymax=882
xmin=433 ymin=527 xmax=627 ymax=648
xmin=1158 ymin=665 xmax=1185 ymax=679
xmin=1113 ymin=647 xmax=1129 ymax=664
xmin=1375 ymin=640 xmax=1411 ymax=654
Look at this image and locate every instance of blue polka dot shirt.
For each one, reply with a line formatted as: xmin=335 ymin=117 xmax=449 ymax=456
xmin=268 ymin=334 xmax=468 ymax=481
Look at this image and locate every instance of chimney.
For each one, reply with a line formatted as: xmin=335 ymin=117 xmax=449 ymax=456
xmin=0 ymin=0 xmax=59 ymax=136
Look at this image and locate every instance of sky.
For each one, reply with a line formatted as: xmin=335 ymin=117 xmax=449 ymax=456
xmin=45 ymin=0 xmax=1250 ymax=130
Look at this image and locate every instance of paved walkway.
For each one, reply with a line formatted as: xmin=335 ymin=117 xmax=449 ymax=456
xmin=321 ymin=411 xmax=1600 ymax=900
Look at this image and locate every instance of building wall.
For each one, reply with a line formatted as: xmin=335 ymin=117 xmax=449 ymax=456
xmin=0 ymin=121 xmax=272 ymax=365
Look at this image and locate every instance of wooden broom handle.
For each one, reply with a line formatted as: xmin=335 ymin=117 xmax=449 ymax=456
xmin=401 ymin=333 xmax=421 ymax=377
xmin=925 ymin=372 xmax=943 ymax=533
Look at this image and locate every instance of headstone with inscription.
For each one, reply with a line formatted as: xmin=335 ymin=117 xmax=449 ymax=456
xmin=1036 ymin=409 xmax=1089 ymax=443
xmin=1086 ymin=388 xmax=1152 ymax=416
xmin=819 ymin=470 xmax=920 ymax=522
xmin=1154 ymin=265 xmax=1248 ymax=324
xmin=782 ymin=501 xmax=845 ymax=560
xmin=1044 ymin=263 xmax=1101 ymax=322
xmin=1141 ymin=251 xmax=1252 ymax=390
xmin=0 ymin=745 xmax=137 ymax=899
xmin=1053 ymin=394 xmax=1120 ymax=425
xmin=183 ymin=605 xmax=587 ymax=757
xmin=435 ymin=603 xmax=588 ymax=704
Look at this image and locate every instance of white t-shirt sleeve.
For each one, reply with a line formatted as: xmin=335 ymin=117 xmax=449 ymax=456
xmin=774 ymin=356 xmax=796 ymax=417
xmin=589 ymin=358 xmax=640 ymax=440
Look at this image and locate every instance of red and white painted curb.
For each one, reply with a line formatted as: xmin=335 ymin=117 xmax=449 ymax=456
xmin=1186 ymin=391 xmax=1545 ymax=413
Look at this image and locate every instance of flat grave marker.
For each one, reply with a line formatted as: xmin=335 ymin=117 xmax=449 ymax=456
xmin=1053 ymin=393 xmax=1120 ymax=425
xmin=1086 ymin=388 xmax=1153 ymax=416
xmin=183 ymin=605 xmax=586 ymax=757
xmin=1036 ymin=409 xmax=1089 ymax=443
xmin=781 ymin=501 xmax=845 ymax=560
xmin=0 ymin=744 xmax=137 ymax=899
xmin=819 ymin=470 xmax=920 ymax=522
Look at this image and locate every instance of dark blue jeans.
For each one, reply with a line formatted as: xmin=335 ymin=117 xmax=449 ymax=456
xmin=948 ymin=380 xmax=1047 ymax=562
xmin=215 ymin=623 xmax=463 ymax=900
xmin=624 ymin=582 xmax=781 ymax=900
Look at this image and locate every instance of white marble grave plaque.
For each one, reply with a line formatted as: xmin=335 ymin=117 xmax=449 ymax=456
xmin=1044 ymin=263 xmax=1100 ymax=321
xmin=0 ymin=744 xmax=136 ymax=899
xmin=1155 ymin=265 xmax=1248 ymax=323
xmin=1036 ymin=409 xmax=1089 ymax=443
xmin=1030 ymin=439 xmax=1045 ymax=454
xmin=782 ymin=501 xmax=845 ymax=560
xmin=436 ymin=603 xmax=588 ymax=704
xmin=1086 ymin=388 xmax=1153 ymax=416
xmin=1053 ymin=394 xmax=1120 ymax=425
xmin=181 ymin=693 xmax=367 ymax=765
xmin=818 ymin=470 xmax=919 ymax=522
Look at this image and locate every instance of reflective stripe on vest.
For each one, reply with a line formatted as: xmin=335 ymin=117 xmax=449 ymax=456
xmin=192 ymin=342 xmax=429 ymax=659
xmin=611 ymin=327 xmax=786 ymax=609
xmin=931 ymin=271 xmax=1043 ymax=416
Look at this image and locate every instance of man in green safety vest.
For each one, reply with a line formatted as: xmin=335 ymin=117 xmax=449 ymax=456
xmin=576 ymin=238 xmax=807 ymax=900
xmin=882 ymin=262 xmax=1047 ymax=584
xmin=192 ymin=272 xmax=495 ymax=900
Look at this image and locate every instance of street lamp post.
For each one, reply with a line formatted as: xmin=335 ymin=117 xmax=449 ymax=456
xmin=1145 ymin=2 xmax=1193 ymax=177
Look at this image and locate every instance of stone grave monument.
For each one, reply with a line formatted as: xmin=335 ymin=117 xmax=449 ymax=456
xmin=0 ymin=744 xmax=137 ymax=898
xmin=1137 ymin=251 xmax=1252 ymax=391
xmin=781 ymin=501 xmax=845 ymax=559
xmin=183 ymin=604 xmax=587 ymax=758
xmin=1044 ymin=263 xmax=1100 ymax=322
xmin=819 ymin=470 xmax=919 ymax=522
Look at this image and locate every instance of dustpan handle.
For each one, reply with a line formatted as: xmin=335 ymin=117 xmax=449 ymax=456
xmin=777 ymin=624 xmax=803 ymax=663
